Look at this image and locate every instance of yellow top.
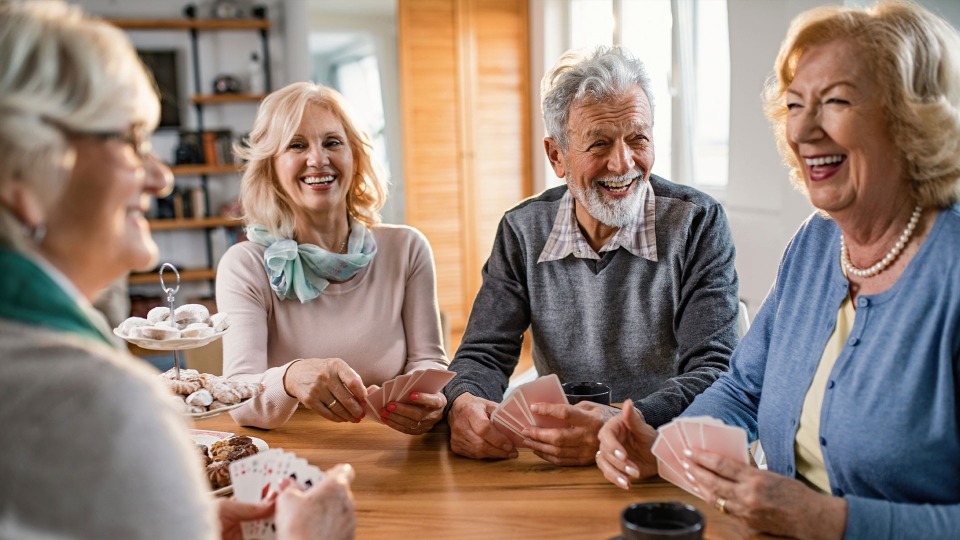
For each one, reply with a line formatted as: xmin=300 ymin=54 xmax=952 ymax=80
xmin=794 ymin=292 xmax=855 ymax=493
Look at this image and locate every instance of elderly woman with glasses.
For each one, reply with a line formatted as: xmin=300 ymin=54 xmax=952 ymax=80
xmin=0 ymin=2 xmax=355 ymax=538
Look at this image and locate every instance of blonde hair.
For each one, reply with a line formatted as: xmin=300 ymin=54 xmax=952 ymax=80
xmin=236 ymin=82 xmax=387 ymax=239
xmin=0 ymin=0 xmax=159 ymax=249
xmin=763 ymin=0 xmax=960 ymax=208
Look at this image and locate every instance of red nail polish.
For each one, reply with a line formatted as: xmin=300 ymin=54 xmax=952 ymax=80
xmin=410 ymin=393 xmax=419 ymax=401
xmin=387 ymin=403 xmax=397 ymax=412
xmin=381 ymin=415 xmax=389 ymax=422
xmin=381 ymin=408 xmax=389 ymax=416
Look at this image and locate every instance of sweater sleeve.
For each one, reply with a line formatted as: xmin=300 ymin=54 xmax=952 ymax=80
xmin=635 ymin=201 xmax=740 ymax=427
xmin=216 ymin=243 xmax=300 ymax=429
xmin=401 ymin=228 xmax=450 ymax=373
xmin=844 ymin=496 xmax=960 ymax=540
xmin=445 ymin=217 xmax=529 ymax=408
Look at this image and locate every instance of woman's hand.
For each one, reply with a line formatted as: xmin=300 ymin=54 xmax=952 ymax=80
xmin=283 ymin=358 xmax=368 ymax=423
xmin=217 ymin=498 xmax=274 ymax=540
xmin=380 ymin=390 xmax=447 ymax=435
xmin=596 ymin=399 xmax=659 ymax=488
xmin=686 ymin=448 xmax=847 ymax=540
xmin=274 ymin=463 xmax=356 ymax=540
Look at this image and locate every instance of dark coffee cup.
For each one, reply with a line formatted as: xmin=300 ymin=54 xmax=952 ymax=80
xmin=620 ymin=502 xmax=704 ymax=540
xmin=561 ymin=381 xmax=611 ymax=405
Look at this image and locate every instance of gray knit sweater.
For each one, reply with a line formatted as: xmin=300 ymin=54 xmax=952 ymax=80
xmin=445 ymin=178 xmax=740 ymax=427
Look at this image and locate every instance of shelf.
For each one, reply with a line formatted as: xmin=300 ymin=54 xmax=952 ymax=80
xmin=109 ymin=19 xmax=270 ymax=31
xmin=170 ymin=164 xmax=240 ymax=176
xmin=192 ymin=93 xmax=265 ymax=104
xmin=129 ymin=268 xmax=216 ymax=286
xmin=148 ymin=217 xmax=242 ymax=231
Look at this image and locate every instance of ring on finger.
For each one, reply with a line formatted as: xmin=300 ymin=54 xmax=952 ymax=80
xmin=715 ymin=496 xmax=727 ymax=514
xmin=327 ymin=398 xmax=338 ymax=409
xmin=415 ymin=420 xmax=422 ymax=430
xmin=595 ymin=450 xmax=602 ymax=461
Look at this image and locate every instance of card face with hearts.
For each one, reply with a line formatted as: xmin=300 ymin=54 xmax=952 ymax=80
xmin=231 ymin=449 xmax=326 ymax=540
xmin=651 ymin=416 xmax=750 ymax=502
xmin=363 ymin=369 xmax=457 ymax=424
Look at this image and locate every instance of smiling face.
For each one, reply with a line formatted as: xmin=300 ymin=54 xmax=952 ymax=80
xmin=273 ymin=103 xmax=354 ymax=226
xmin=545 ymin=85 xmax=654 ymax=231
xmin=42 ymin=129 xmax=172 ymax=293
xmin=785 ymin=39 xmax=906 ymax=217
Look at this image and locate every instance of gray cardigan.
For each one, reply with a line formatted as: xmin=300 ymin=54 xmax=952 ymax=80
xmin=446 ymin=177 xmax=740 ymax=427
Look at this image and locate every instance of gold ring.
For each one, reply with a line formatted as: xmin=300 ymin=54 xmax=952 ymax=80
xmin=328 ymin=398 xmax=338 ymax=409
xmin=595 ymin=450 xmax=602 ymax=460
xmin=715 ymin=497 xmax=727 ymax=514
xmin=415 ymin=421 xmax=422 ymax=430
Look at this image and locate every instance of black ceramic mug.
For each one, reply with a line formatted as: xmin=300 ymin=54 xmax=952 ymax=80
xmin=561 ymin=381 xmax=611 ymax=405
xmin=620 ymin=502 xmax=704 ymax=540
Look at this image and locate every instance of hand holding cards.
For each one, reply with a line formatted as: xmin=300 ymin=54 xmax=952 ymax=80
xmin=230 ymin=449 xmax=324 ymax=540
xmin=490 ymin=374 xmax=570 ymax=446
xmin=363 ymin=368 xmax=456 ymax=423
xmin=651 ymin=417 xmax=749 ymax=499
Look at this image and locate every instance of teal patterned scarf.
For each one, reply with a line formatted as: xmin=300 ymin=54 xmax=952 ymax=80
xmin=246 ymin=221 xmax=377 ymax=303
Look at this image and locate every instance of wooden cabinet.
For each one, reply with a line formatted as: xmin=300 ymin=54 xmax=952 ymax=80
xmin=399 ymin=0 xmax=533 ymax=333
xmin=109 ymin=14 xmax=271 ymax=289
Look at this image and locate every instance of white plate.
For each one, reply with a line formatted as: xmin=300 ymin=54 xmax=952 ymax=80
xmin=113 ymin=327 xmax=227 ymax=350
xmin=191 ymin=430 xmax=269 ymax=497
xmin=186 ymin=398 xmax=252 ymax=420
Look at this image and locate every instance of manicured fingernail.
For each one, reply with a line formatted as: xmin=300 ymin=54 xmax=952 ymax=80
xmin=381 ymin=415 xmax=389 ymax=422
xmin=529 ymin=404 xmax=540 ymax=413
xmin=614 ymin=449 xmax=626 ymax=460
xmin=387 ymin=403 xmax=397 ymax=412
xmin=410 ymin=392 xmax=419 ymax=401
xmin=685 ymin=472 xmax=696 ymax=483
xmin=381 ymin=408 xmax=389 ymax=416
xmin=625 ymin=466 xmax=639 ymax=476
xmin=682 ymin=448 xmax=693 ymax=457
xmin=681 ymin=460 xmax=690 ymax=470
xmin=693 ymin=486 xmax=701 ymax=494
xmin=616 ymin=476 xmax=628 ymax=488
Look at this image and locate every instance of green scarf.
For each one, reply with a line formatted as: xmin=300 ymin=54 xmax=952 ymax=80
xmin=246 ymin=221 xmax=377 ymax=303
xmin=0 ymin=248 xmax=112 ymax=346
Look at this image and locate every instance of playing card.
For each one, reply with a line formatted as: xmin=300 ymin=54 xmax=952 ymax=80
xmin=380 ymin=379 xmax=396 ymax=407
xmin=701 ymin=423 xmax=749 ymax=464
xmin=398 ymin=368 xmax=456 ymax=403
xmin=491 ymin=408 xmax=527 ymax=447
xmin=362 ymin=369 xmax=457 ymax=424
xmin=388 ymin=372 xmax=413 ymax=403
xmin=516 ymin=374 xmax=569 ymax=429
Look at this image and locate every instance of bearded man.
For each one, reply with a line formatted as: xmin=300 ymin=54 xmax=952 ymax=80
xmin=443 ymin=46 xmax=740 ymax=466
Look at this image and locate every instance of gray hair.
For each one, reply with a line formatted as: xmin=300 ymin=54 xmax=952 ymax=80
xmin=541 ymin=46 xmax=655 ymax=152
xmin=0 ymin=0 xmax=160 ymax=249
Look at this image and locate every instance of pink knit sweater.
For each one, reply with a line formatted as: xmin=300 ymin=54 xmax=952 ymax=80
xmin=216 ymin=224 xmax=448 ymax=428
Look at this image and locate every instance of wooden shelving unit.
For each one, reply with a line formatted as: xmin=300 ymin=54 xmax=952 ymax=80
xmin=148 ymin=217 xmax=242 ymax=231
xmin=129 ymin=268 xmax=217 ymax=286
xmin=170 ymin=164 xmax=240 ymax=176
xmin=192 ymin=93 xmax=265 ymax=104
xmin=109 ymin=18 xmax=270 ymax=31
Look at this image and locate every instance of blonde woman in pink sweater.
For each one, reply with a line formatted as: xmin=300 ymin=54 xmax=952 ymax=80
xmin=217 ymin=82 xmax=449 ymax=432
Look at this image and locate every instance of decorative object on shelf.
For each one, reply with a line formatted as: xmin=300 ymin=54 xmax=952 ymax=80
xmin=175 ymin=131 xmax=203 ymax=165
xmin=246 ymin=52 xmax=264 ymax=94
xmin=212 ymin=74 xmax=242 ymax=94
xmin=213 ymin=0 xmax=243 ymax=19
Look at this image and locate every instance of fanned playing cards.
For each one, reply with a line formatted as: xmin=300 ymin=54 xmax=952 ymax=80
xmin=651 ymin=416 xmax=749 ymax=498
xmin=230 ymin=449 xmax=324 ymax=540
xmin=490 ymin=374 xmax=570 ymax=446
xmin=362 ymin=368 xmax=456 ymax=422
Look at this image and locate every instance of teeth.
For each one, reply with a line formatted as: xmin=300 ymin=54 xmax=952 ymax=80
xmin=598 ymin=177 xmax=634 ymax=189
xmin=303 ymin=175 xmax=335 ymax=185
xmin=804 ymin=155 xmax=844 ymax=167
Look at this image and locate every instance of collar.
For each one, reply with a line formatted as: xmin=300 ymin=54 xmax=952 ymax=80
xmin=0 ymin=248 xmax=115 ymax=346
xmin=537 ymin=182 xmax=658 ymax=263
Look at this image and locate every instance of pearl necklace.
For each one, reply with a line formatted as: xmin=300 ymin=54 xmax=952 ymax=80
xmin=338 ymin=237 xmax=348 ymax=254
xmin=840 ymin=205 xmax=921 ymax=278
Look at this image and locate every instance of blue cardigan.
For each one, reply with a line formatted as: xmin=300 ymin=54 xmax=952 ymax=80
xmin=684 ymin=206 xmax=960 ymax=540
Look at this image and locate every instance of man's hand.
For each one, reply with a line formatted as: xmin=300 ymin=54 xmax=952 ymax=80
xmin=519 ymin=401 xmax=617 ymax=466
xmin=448 ymin=393 xmax=518 ymax=459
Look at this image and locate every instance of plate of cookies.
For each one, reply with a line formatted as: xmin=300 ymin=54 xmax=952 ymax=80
xmin=191 ymin=430 xmax=268 ymax=496
xmin=160 ymin=368 xmax=265 ymax=419
xmin=115 ymin=303 xmax=229 ymax=350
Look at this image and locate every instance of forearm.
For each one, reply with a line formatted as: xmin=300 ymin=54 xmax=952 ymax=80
xmin=227 ymin=364 xmax=300 ymax=429
xmin=635 ymin=363 xmax=726 ymax=427
xmin=843 ymin=495 xmax=960 ymax=540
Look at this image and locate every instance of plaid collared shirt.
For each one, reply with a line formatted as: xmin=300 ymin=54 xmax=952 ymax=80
xmin=537 ymin=181 xmax=657 ymax=263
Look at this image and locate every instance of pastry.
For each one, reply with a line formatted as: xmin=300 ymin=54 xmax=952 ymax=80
xmin=136 ymin=325 xmax=180 ymax=340
xmin=161 ymin=368 xmax=202 ymax=381
xmin=118 ymin=316 xmax=151 ymax=336
xmin=163 ymin=377 xmax=201 ymax=395
xmin=210 ymin=312 xmax=230 ymax=332
xmin=206 ymin=461 xmax=232 ymax=490
xmin=186 ymin=388 xmax=214 ymax=407
xmin=208 ymin=380 xmax=244 ymax=404
xmin=174 ymin=303 xmax=210 ymax=327
xmin=146 ymin=306 xmax=171 ymax=324
xmin=181 ymin=322 xmax=214 ymax=339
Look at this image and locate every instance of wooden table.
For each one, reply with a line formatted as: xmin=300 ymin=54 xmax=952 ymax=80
xmin=197 ymin=408 xmax=767 ymax=539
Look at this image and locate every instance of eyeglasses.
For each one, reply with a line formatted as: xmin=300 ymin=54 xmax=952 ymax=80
xmin=42 ymin=118 xmax=153 ymax=160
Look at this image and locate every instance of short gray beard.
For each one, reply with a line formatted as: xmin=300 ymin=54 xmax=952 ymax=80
xmin=568 ymin=173 xmax=645 ymax=228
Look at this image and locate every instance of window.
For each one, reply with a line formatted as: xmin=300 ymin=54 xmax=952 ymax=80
xmin=332 ymin=55 xmax=391 ymax=180
xmin=549 ymin=0 xmax=729 ymax=189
